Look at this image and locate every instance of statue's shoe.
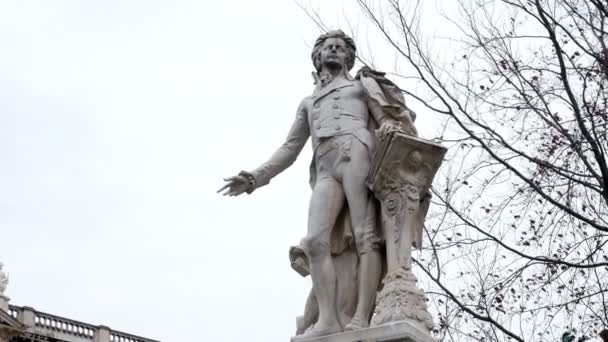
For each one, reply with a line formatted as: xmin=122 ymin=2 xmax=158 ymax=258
xmin=292 ymin=323 xmax=342 ymax=340
xmin=343 ymin=317 xmax=369 ymax=331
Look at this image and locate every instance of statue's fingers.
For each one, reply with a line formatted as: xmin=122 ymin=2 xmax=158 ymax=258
xmin=221 ymin=186 xmax=236 ymax=196
xmin=217 ymin=183 xmax=231 ymax=193
xmin=229 ymin=189 xmax=243 ymax=197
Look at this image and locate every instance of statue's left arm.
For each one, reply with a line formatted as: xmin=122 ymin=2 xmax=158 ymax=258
xmin=358 ymin=67 xmax=418 ymax=136
xmin=367 ymin=96 xmax=394 ymax=127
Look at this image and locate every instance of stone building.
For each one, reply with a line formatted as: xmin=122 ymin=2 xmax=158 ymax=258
xmin=0 ymin=266 xmax=159 ymax=342
xmin=0 ymin=305 xmax=160 ymax=342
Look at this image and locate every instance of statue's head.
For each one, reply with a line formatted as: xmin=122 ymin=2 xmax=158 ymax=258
xmin=408 ymin=150 xmax=423 ymax=168
xmin=311 ymin=30 xmax=356 ymax=72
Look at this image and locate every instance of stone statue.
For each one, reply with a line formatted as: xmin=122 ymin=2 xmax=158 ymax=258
xmin=219 ymin=30 xmax=444 ymax=341
xmin=0 ymin=263 xmax=8 ymax=296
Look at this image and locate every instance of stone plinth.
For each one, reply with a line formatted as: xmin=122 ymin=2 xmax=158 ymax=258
xmin=371 ymin=269 xmax=433 ymax=330
xmin=94 ymin=325 xmax=111 ymax=342
xmin=18 ymin=307 xmax=36 ymax=329
xmin=0 ymin=296 xmax=9 ymax=313
xmin=290 ymin=320 xmax=435 ymax=342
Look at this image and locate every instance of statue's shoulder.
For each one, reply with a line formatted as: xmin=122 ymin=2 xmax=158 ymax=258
xmin=299 ymin=95 xmax=314 ymax=111
xmin=356 ymin=66 xmax=406 ymax=109
xmin=302 ymin=94 xmax=315 ymax=102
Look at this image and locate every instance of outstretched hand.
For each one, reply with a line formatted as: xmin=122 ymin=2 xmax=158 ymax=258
xmin=217 ymin=175 xmax=250 ymax=197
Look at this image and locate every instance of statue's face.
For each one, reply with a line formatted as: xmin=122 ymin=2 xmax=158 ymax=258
xmin=409 ymin=150 xmax=423 ymax=168
xmin=320 ymin=38 xmax=349 ymax=69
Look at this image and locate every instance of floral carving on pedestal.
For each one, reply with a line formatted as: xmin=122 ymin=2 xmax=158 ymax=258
xmin=371 ymin=268 xmax=434 ymax=330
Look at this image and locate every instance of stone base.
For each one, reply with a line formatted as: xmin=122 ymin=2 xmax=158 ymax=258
xmin=0 ymin=295 xmax=9 ymax=313
xmin=290 ymin=320 xmax=435 ymax=342
xmin=371 ymin=269 xmax=433 ymax=331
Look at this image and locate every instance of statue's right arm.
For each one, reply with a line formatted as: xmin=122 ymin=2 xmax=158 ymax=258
xmin=244 ymin=98 xmax=311 ymax=192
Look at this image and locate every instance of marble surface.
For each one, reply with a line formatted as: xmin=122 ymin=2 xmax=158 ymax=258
xmin=291 ymin=320 xmax=435 ymax=342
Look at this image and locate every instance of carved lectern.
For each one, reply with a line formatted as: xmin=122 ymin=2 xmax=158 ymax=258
xmin=368 ymin=131 xmax=446 ymax=337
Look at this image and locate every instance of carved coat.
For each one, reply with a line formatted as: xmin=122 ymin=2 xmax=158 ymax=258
xmin=250 ymin=75 xmax=380 ymax=190
xmin=249 ymin=67 xmax=421 ymax=253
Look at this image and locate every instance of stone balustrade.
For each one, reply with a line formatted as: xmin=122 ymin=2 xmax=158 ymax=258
xmin=7 ymin=307 xmax=18 ymax=320
xmin=8 ymin=305 xmax=159 ymax=342
xmin=34 ymin=310 xmax=96 ymax=340
xmin=110 ymin=331 xmax=157 ymax=342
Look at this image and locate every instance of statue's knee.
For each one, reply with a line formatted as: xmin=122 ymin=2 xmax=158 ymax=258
xmin=301 ymin=236 xmax=330 ymax=260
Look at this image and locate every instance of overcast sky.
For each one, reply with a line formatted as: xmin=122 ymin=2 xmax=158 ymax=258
xmin=0 ymin=1 xmax=447 ymax=341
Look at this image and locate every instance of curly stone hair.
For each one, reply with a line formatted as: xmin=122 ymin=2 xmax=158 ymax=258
xmin=311 ymin=30 xmax=357 ymax=72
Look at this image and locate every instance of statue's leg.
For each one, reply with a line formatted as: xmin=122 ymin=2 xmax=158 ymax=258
xmin=298 ymin=175 xmax=345 ymax=338
xmin=296 ymin=288 xmax=318 ymax=335
xmin=341 ymin=140 xmax=382 ymax=330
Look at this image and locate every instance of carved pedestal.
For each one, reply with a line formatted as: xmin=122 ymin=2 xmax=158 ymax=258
xmin=0 ymin=295 xmax=8 ymax=313
xmin=371 ymin=269 xmax=433 ymax=331
xmin=368 ymin=131 xmax=446 ymax=335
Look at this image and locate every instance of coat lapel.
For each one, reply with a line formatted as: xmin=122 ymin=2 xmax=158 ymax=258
xmin=312 ymin=77 xmax=353 ymax=105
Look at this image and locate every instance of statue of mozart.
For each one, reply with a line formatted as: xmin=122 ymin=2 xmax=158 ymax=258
xmin=218 ymin=30 xmax=426 ymax=340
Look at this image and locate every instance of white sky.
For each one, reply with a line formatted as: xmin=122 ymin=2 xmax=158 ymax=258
xmin=0 ymin=1 xmax=448 ymax=341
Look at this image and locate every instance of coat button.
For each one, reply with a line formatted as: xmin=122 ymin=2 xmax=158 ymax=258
xmin=332 ymin=104 xmax=339 ymax=109
xmin=335 ymin=126 xmax=341 ymax=131
xmin=314 ymin=113 xmax=320 ymax=119
xmin=314 ymin=102 xmax=320 ymax=108
xmin=334 ymin=115 xmax=340 ymax=119
xmin=316 ymin=124 xmax=321 ymax=129
xmin=333 ymin=95 xmax=340 ymax=100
